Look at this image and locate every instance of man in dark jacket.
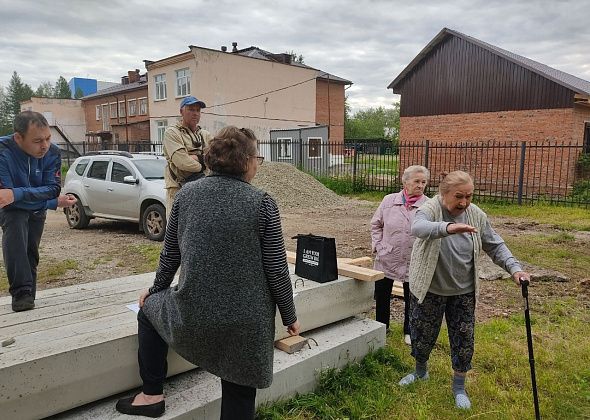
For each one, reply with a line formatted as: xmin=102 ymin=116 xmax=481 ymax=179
xmin=0 ymin=111 xmax=77 ymax=312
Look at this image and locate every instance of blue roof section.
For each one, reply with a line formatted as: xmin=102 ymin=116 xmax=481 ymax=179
xmin=80 ymin=80 xmax=147 ymax=100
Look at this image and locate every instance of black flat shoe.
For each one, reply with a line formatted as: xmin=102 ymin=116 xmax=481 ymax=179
xmin=115 ymin=394 xmax=165 ymax=418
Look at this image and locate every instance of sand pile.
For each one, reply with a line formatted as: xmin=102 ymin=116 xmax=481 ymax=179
xmin=251 ymin=162 xmax=351 ymax=210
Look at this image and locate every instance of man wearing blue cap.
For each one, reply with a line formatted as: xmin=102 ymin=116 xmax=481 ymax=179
xmin=163 ymin=96 xmax=212 ymax=215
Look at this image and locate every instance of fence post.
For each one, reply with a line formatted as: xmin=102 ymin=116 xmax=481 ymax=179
xmin=424 ymin=140 xmax=430 ymax=168
xmin=352 ymin=144 xmax=358 ymax=191
xmin=65 ymin=142 xmax=70 ymax=166
xmin=517 ymin=141 xmax=526 ymax=205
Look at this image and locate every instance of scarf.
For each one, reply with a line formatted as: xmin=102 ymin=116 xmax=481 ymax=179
xmin=402 ymin=188 xmax=422 ymax=209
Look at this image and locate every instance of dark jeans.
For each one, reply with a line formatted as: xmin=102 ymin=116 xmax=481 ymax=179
xmin=409 ymin=291 xmax=476 ymax=373
xmin=0 ymin=208 xmax=46 ymax=298
xmin=137 ymin=309 xmax=257 ymax=419
xmin=374 ymin=277 xmax=410 ymax=334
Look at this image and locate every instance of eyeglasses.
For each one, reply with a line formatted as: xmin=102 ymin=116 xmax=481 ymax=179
xmin=255 ymin=156 xmax=264 ymax=165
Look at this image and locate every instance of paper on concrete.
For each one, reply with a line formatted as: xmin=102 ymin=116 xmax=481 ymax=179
xmin=126 ymin=303 xmax=140 ymax=313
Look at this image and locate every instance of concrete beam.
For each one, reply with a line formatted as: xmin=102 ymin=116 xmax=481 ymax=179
xmin=0 ymin=268 xmax=375 ymax=420
xmin=51 ymin=317 xmax=386 ymax=419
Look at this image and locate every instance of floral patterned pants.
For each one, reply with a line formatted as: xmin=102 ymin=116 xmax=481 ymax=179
xmin=409 ymin=291 xmax=476 ymax=373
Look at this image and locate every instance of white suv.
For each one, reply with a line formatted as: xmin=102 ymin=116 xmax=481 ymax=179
xmin=63 ymin=151 xmax=168 ymax=241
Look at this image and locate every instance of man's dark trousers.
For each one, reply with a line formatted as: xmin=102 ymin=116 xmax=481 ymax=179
xmin=0 ymin=208 xmax=46 ymax=298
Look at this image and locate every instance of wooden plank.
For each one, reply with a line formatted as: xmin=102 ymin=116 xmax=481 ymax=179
xmin=286 ymin=251 xmax=384 ymax=282
xmin=392 ymin=280 xmax=404 ymax=298
xmin=274 ymin=335 xmax=308 ymax=354
xmin=337 ymin=256 xmax=373 ymax=268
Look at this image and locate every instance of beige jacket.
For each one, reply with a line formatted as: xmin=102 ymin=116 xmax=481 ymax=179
xmin=408 ymin=196 xmax=486 ymax=303
xmin=163 ymin=122 xmax=212 ymax=189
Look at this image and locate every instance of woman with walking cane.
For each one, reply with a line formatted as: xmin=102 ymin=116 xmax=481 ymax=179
xmin=398 ymin=170 xmax=531 ymax=410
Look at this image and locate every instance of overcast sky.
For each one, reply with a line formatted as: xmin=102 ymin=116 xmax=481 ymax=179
xmin=1 ymin=0 xmax=588 ymax=113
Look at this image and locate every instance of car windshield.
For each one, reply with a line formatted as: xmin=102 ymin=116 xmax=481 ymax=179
xmin=133 ymin=159 xmax=166 ymax=180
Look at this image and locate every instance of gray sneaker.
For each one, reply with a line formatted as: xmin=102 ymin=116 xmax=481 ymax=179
xmin=12 ymin=293 xmax=35 ymax=312
xmin=398 ymin=371 xmax=429 ymax=386
xmin=455 ymin=392 xmax=472 ymax=410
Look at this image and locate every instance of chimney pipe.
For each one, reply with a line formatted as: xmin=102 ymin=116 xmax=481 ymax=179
xmin=232 ymin=42 xmax=238 ymax=52
xmin=221 ymin=46 xmax=227 ymax=52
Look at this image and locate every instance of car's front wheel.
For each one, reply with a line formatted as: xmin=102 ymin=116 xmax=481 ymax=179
xmin=65 ymin=198 xmax=90 ymax=229
xmin=142 ymin=203 xmax=166 ymax=241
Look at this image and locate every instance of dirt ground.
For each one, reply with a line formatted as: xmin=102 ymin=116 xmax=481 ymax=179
xmin=1 ymin=201 xmax=586 ymax=323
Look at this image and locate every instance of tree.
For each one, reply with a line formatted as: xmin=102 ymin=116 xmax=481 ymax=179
xmin=0 ymin=86 xmax=12 ymax=136
xmin=286 ymin=50 xmax=304 ymax=64
xmin=54 ymin=76 xmax=72 ymax=99
xmin=4 ymin=71 xmax=34 ymax=122
xmin=344 ymin=102 xmax=400 ymax=143
xmin=35 ymin=81 xmax=54 ymax=98
xmin=74 ymin=87 xmax=84 ymax=99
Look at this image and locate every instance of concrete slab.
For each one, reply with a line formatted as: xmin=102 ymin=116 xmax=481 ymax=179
xmin=0 ymin=267 xmax=375 ymax=420
xmin=49 ymin=317 xmax=386 ymax=420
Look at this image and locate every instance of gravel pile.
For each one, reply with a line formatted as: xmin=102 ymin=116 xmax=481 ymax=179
xmin=251 ymin=162 xmax=351 ymax=210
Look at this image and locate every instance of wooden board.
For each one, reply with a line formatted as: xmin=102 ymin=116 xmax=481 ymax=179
xmin=274 ymin=335 xmax=308 ymax=354
xmin=392 ymin=280 xmax=404 ymax=298
xmin=286 ymin=251 xmax=384 ymax=282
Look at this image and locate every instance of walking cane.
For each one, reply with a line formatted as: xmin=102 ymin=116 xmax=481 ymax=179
xmin=520 ymin=278 xmax=541 ymax=420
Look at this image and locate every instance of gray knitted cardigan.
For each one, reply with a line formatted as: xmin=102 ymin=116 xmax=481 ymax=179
xmin=142 ymin=175 xmax=285 ymax=388
xmin=408 ymin=196 xmax=486 ymax=303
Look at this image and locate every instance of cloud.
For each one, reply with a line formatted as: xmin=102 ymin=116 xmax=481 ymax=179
xmin=0 ymin=0 xmax=588 ymax=115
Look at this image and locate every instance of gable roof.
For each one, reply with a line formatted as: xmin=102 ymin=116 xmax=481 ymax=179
xmin=388 ymin=28 xmax=590 ymax=96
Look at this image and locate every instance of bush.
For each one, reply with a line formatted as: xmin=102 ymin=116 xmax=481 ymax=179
xmin=571 ymin=179 xmax=590 ymax=202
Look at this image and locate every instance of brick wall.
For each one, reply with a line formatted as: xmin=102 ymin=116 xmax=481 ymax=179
xmin=316 ymin=80 xmax=345 ymax=145
xmin=399 ymin=107 xmax=590 ymax=197
xmin=83 ymin=87 xmax=149 ymax=141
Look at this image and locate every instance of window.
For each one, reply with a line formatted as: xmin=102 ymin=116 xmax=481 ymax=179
xmin=111 ymin=162 xmax=132 ymax=183
xmin=308 ymin=137 xmax=321 ymax=158
xmin=277 ymin=138 xmax=292 ymax=159
xmin=101 ymin=104 xmax=110 ymax=131
xmin=118 ymin=101 xmax=126 ymax=118
xmin=87 ymin=161 xmax=109 ymax=180
xmin=154 ymin=74 xmax=167 ymax=100
xmin=110 ymin=103 xmax=117 ymax=119
xmin=138 ymin=97 xmax=148 ymax=115
xmin=75 ymin=159 xmax=90 ymax=175
xmin=156 ymin=120 xmax=168 ymax=143
xmin=175 ymin=68 xmax=191 ymax=97
xmin=95 ymin=105 xmax=101 ymax=121
xmin=128 ymin=99 xmax=137 ymax=117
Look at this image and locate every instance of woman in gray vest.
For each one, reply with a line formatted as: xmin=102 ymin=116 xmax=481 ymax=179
xmin=398 ymin=171 xmax=530 ymax=410
xmin=116 ymin=126 xmax=300 ymax=419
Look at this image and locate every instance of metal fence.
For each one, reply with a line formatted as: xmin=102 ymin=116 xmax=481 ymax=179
xmin=55 ymin=139 xmax=590 ymax=206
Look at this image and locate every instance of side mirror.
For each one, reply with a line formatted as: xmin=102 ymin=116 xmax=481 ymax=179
xmin=123 ymin=175 xmax=139 ymax=184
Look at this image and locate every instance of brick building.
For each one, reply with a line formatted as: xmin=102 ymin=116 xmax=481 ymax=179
xmin=388 ymin=28 xmax=590 ymax=197
xmin=82 ymin=70 xmax=150 ymax=151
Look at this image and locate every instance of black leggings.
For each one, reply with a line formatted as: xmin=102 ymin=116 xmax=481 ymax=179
xmin=409 ymin=291 xmax=476 ymax=373
xmin=374 ymin=277 xmax=410 ymax=334
xmin=137 ymin=309 xmax=257 ymax=419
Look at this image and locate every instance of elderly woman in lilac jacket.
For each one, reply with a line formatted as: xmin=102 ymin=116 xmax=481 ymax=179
xmin=371 ymin=165 xmax=429 ymax=343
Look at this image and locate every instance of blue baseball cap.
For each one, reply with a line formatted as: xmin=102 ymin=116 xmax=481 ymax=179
xmin=180 ymin=96 xmax=206 ymax=109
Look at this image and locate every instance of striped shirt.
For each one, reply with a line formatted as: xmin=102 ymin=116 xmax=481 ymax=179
xmin=149 ymin=194 xmax=297 ymax=326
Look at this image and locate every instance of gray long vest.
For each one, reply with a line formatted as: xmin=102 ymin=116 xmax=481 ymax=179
xmin=142 ymin=175 xmax=276 ymax=388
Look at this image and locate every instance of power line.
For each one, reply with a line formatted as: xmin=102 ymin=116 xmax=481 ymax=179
xmin=148 ymin=112 xmax=344 ymax=127
xmin=207 ymin=72 xmax=328 ymax=108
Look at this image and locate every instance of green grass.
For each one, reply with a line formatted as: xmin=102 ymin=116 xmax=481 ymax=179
xmin=479 ymin=202 xmax=590 ymax=231
xmin=0 ymin=258 xmax=79 ymax=292
xmin=258 ymin=303 xmax=590 ymax=419
xmin=122 ymin=244 xmax=162 ymax=272
xmin=502 ymin=233 xmax=590 ymax=279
